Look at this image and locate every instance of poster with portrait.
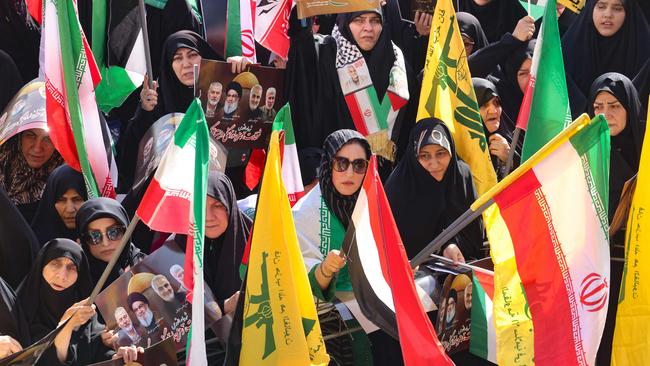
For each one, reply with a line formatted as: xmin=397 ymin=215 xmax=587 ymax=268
xmin=0 ymin=78 xmax=46 ymax=145
xmin=131 ymin=113 xmax=229 ymax=190
xmin=0 ymin=318 xmax=69 ymax=366
xmin=95 ymin=242 xmax=224 ymax=351
xmin=88 ymin=337 xmax=178 ymax=366
xmin=296 ymin=0 xmax=380 ymax=19
xmin=198 ymin=60 xmax=284 ymax=166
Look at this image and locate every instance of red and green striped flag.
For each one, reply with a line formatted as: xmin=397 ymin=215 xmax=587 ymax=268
xmin=469 ymin=269 xmax=497 ymax=364
xmin=519 ymin=0 xmax=572 ymax=162
xmin=41 ymin=0 xmax=117 ymax=198
xmin=225 ymin=0 xmax=256 ymax=61
xmin=272 ymin=103 xmax=305 ymax=206
xmin=136 ymin=99 xmax=210 ymax=365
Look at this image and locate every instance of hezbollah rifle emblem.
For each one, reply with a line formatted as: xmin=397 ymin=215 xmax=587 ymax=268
xmin=244 ymin=251 xmax=276 ymax=359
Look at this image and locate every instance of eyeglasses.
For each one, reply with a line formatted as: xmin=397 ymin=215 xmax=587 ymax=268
xmin=83 ymin=225 xmax=126 ymax=246
xmin=332 ymin=156 xmax=368 ymax=174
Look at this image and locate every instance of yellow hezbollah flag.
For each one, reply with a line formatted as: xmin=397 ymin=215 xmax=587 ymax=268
xmin=611 ymin=99 xmax=650 ymax=366
xmin=240 ymin=130 xmax=329 ymax=366
xmin=558 ymin=0 xmax=585 ymax=14
xmin=417 ymin=0 xmax=497 ymax=195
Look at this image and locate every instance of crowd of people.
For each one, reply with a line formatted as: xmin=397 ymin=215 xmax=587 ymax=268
xmin=0 ymin=0 xmax=648 ymax=364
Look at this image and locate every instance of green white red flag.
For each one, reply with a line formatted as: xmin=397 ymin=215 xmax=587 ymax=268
xmin=272 ymin=103 xmax=305 ymax=205
xmin=41 ymin=0 xmax=117 ymax=198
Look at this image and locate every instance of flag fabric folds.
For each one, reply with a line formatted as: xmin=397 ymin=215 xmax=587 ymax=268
xmin=481 ymin=114 xmax=610 ymax=365
xmin=92 ymin=0 xmax=147 ymax=113
xmin=611 ymin=100 xmax=650 ymax=366
xmin=41 ymin=0 xmax=117 ymax=198
xmin=346 ymin=155 xmax=454 ymax=365
xmin=136 ymin=99 xmax=210 ymax=365
xmin=255 ymin=0 xmax=292 ymax=59
xmin=237 ymin=130 xmax=329 ymax=365
xmin=417 ymin=0 xmax=496 ymax=196
xmin=225 ymin=0 xmax=257 ymax=61
xmin=272 ymin=104 xmax=305 ymax=206
xmin=469 ymin=270 xmax=497 ymax=364
xmin=519 ymin=0 xmax=572 ymax=162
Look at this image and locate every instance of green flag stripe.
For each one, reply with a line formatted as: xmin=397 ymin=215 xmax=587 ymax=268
xmin=469 ymin=274 xmax=490 ymax=360
xmin=271 ymin=104 xmax=296 ymax=144
xmin=225 ymin=0 xmax=242 ymax=58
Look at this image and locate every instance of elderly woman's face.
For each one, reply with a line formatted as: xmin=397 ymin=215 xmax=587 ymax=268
xmin=348 ymin=13 xmax=383 ymax=51
xmin=20 ymin=129 xmax=55 ymax=169
xmin=172 ymin=47 xmax=202 ymax=87
xmin=593 ymin=91 xmax=627 ymax=136
xmin=42 ymin=257 xmax=78 ymax=291
xmin=331 ymin=142 xmax=368 ymax=196
xmin=205 ymin=195 xmax=229 ymax=239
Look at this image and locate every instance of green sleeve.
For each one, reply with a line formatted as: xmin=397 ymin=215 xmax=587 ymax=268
xmin=308 ymin=264 xmax=336 ymax=302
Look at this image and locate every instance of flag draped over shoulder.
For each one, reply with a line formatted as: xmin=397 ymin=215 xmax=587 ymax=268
xmin=254 ymin=0 xmax=291 ymax=59
xmin=42 ymin=0 xmax=117 ymax=198
xmin=469 ymin=270 xmax=497 ymax=364
xmin=481 ymin=114 xmax=610 ymax=365
xmin=136 ymin=99 xmax=210 ymax=365
xmin=272 ymin=104 xmax=305 ymax=206
xmin=417 ymin=0 xmax=496 ymax=196
xmin=611 ymin=101 xmax=650 ymax=366
xmin=92 ymin=0 xmax=147 ymax=113
xmin=236 ymin=130 xmax=329 ymax=365
xmin=225 ymin=0 xmax=257 ymax=61
xmin=346 ymin=156 xmax=453 ymax=366
xmin=519 ymin=0 xmax=572 ymax=162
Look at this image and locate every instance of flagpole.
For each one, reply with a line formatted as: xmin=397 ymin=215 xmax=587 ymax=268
xmin=429 ymin=254 xmax=494 ymax=276
xmin=193 ymin=64 xmax=200 ymax=98
xmin=528 ymin=0 xmax=531 ymax=15
xmin=410 ymin=198 xmax=494 ymax=268
xmin=137 ymin=0 xmax=154 ymax=80
xmin=88 ymin=215 xmax=141 ymax=303
xmin=505 ymin=127 xmax=522 ymax=173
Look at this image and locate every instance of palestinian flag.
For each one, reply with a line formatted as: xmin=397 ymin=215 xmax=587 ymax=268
xmin=91 ymin=0 xmax=147 ymax=113
xmin=272 ymin=103 xmax=305 ymax=206
xmin=481 ymin=114 xmax=610 ymax=365
xmin=225 ymin=0 xmax=257 ymax=61
xmin=519 ymin=0 xmax=572 ymax=162
xmin=346 ymin=155 xmax=454 ymax=365
xmin=469 ymin=270 xmax=497 ymax=364
xmin=136 ymin=99 xmax=210 ymax=365
xmin=41 ymin=0 xmax=117 ymax=198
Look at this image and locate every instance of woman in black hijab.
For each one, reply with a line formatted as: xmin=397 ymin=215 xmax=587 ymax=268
xmin=286 ymin=8 xmax=420 ymax=174
xmin=175 ymin=171 xmax=252 ymax=314
xmin=0 ymin=276 xmax=30 ymax=358
xmin=487 ymin=39 xmax=535 ymax=123
xmin=16 ymin=238 xmax=112 ymax=365
xmin=75 ymin=198 xmax=145 ymax=290
xmin=474 ymin=77 xmax=520 ymax=179
xmin=31 ymin=164 xmax=87 ymax=246
xmin=587 ymin=73 xmax=645 ymax=366
xmin=385 ymin=118 xmax=484 ymax=261
xmin=562 ymin=0 xmax=650 ymax=98
xmin=456 ymin=0 xmax=527 ymax=43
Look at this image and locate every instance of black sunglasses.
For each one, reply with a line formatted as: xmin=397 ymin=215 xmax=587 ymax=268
xmin=83 ymin=225 xmax=126 ymax=246
xmin=332 ymin=156 xmax=368 ymax=174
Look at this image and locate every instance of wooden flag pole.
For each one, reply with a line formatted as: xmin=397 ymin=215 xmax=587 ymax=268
xmin=137 ymin=0 xmax=154 ymax=80
xmin=88 ymin=215 xmax=141 ymax=303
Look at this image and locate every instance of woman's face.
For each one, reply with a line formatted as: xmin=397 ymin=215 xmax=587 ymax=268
xmin=593 ymin=0 xmax=626 ymax=37
xmin=472 ymin=0 xmax=492 ymax=5
xmin=55 ymin=188 xmax=85 ymax=229
xmin=20 ymin=129 xmax=55 ymax=169
xmin=593 ymin=91 xmax=627 ymax=136
xmin=85 ymin=217 xmax=124 ymax=262
xmin=331 ymin=142 xmax=368 ymax=196
xmin=348 ymin=13 xmax=383 ymax=51
xmin=517 ymin=58 xmax=532 ymax=94
xmin=480 ymin=96 xmax=502 ymax=133
xmin=205 ymin=195 xmax=229 ymax=239
xmin=172 ymin=47 xmax=202 ymax=87
xmin=418 ymin=144 xmax=451 ymax=182
xmin=461 ymin=34 xmax=475 ymax=56
xmin=42 ymin=257 xmax=78 ymax=291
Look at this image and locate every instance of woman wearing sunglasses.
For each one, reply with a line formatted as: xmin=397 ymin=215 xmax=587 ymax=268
xmin=385 ymin=118 xmax=484 ymax=264
xmin=292 ymin=129 xmax=379 ymax=364
xmin=75 ymin=198 xmax=145 ymax=292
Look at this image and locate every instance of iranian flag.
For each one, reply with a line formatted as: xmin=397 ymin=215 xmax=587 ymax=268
xmin=272 ymin=103 xmax=304 ymax=205
xmin=136 ymin=99 xmax=210 ymax=365
xmin=225 ymin=0 xmax=257 ymax=61
xmin=469 ymin=270 xmax=497 ymax=364
xmin=41 ymin=0 xmax=117 ymax=198
xmin=481 ymin=114 xmax=610 ymax=365
xmin=255 ymin=0 xmax=291 ymax=59
xmin=346 ymin=155 xmax=453 ymax=365
xmin=518 ymin=0 xmax=572 ymax=162
xmin=92 ymin=0 xmax=147 ymax=113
